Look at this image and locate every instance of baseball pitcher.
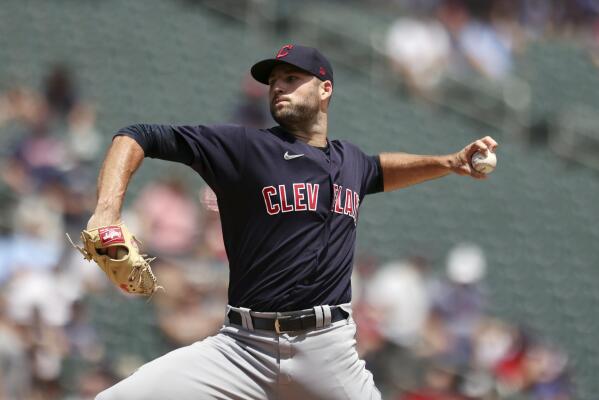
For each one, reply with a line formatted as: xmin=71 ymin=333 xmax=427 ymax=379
xmin=74 ymin=44 xmax=497 ymax=400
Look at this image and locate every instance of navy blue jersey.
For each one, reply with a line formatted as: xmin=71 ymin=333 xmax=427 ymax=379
xmin=118 ymin=124 xmax=383 ymax=311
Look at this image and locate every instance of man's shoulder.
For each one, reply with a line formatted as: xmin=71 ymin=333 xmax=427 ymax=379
xmin=331 ymin=138 xmax=355 ymax=145
xmin=331 ymin=138 xmax=363 ymax=153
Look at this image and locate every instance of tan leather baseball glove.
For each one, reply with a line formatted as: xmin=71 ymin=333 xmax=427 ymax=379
xmin=67 ymin=223 xmax=162 ymax=296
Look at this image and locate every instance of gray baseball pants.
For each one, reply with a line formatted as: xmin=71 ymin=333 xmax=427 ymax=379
xmin=95 ymin=304 xmax=381 ymax=400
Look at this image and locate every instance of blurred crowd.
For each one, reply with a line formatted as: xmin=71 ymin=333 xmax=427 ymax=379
xmin=352 ymin=245 xmax=573 ymax=400
xmin=0 ymin=60 xmax=572 ymax=400
xmin=383 ymin=0 xmax=599 ymax=97
xmin=0 ymin=66 xmax=232 ymax=399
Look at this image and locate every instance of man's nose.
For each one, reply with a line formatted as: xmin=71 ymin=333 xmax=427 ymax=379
xmin=272 ymin=84 xmax=284 ymax=95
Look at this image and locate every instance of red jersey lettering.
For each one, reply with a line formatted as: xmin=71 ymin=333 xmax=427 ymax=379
xmin=353 ymin=192 xmax=360 ymax=223
xmin=293 ymin=183 xmax=307 ymax=211
xmin=344 ymin=188 xmax=354 ymax=219
xmin=262 ymin=186 xmax=280 ymax=215
xmin=262 ymin=183 xmax=323 ymax=215
xmin=307 ymin=183 xmax=319 ymax=211
xmin=279 ymin=184 xmax=293 ymax=213
xmin=334 ymin=185 xmax=344 ymax=214
xmin=331 ymin=184 xmax=339 ymax=211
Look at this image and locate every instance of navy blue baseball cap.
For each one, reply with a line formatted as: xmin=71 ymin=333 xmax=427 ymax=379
xmin=251 ymin=44 xmax=334 ymax=86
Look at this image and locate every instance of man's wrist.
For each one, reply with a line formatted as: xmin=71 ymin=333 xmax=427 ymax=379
xmin=92 ymin=202 xmax=121 ymax=222
xmin=441 ymin=153 xmax=459 ymax=172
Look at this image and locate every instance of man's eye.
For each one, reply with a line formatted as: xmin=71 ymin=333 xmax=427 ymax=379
xmin=286 ymin=76 xmax=297 ymax=82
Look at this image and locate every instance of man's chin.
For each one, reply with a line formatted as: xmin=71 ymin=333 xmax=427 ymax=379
xmin=271 ymin=107 xmax=317 ymax=128
xmin=271 ymin=111 xmax=295 ymax=127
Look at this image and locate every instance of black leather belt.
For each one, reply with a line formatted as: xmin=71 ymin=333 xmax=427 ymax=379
xmin=228 ymin=307 xmax=348 ymax=334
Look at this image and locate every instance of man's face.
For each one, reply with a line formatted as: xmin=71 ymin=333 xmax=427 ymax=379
xmin=268 ymin=64 xmax=321 ymax=127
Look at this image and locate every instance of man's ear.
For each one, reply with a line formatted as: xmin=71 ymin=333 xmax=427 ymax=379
xmin=321 ymin=80 xmax=333 ymax=101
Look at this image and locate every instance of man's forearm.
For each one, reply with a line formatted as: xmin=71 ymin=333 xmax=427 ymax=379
xmin=379 ymin=152 xmax=455 ymax=192
xmin=91 ymin=135 xmax=145 ymax=226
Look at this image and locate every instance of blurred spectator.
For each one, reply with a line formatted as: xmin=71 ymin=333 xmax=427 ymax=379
xmin=456 ymin=19 xmax=514 ymax=80
xmin=385 ymin=15 xmax=451 ymax=97
xmin=350 ymin=253 xmax=379 ymax=305
xmin=18 ymin=306 xmax=69 ymax=399
xmin=5 ymin=193 xmax=65 ymax=275
xmin=492 ymin=326 xmax=533 ymax=395
xmin=231 ymin=74 xmax=273 ymax=128
xmin=153 ymin=261 xmax=224 ymax=347
xmin=197 ymin=186 xmax=227 ymax=262
xmin=134 ymin=177 xmax=201 ymax=257
xmin=431 ymin=294 xmax=482 ymax=364
xmin=519 ymin=0 xmax=554 ymax=36
xmin=44 ymin=64 xmax=79 ymax=120
xmin=472 ymin=319 xmax=515 ymax=372
xmin=66 ymin=103 xmax=102 ymax=165
xmin=0 ymin=86 xmax=47 ymax=129
xmin=64 ymin=300 xmax=104 ymax=362
xmin=65 ymin=367 xmax=118 ymax=400
xmin=3 ymin=121 xmax=67 ymax=196
xmin=401 ymin=364 xmax=468 ymax=400
xmin=365 ymin=257 xmax=432 ymax=347
xmin=526 ymin=345 xmax=573 ymax=400
xmin=436 ymin=0 xmax=513 ymax=81
xmin=490 ymin=0 xmax=527 ymax=54
xmin=428 ymin=243 xmax=487 ymax=366
xmin=5 ymin=270 xmax=74 ymax=328
xmin=62 ymin=178 xmax=98 ymax=234
xmin=0 ymin=296 xmax=31 ymax=399
xmin=0 ymin=85 xmax=64 ymax=199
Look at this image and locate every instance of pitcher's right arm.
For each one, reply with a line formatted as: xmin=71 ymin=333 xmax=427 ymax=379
xmin=87 ymin=135 xmax=144 ymax=229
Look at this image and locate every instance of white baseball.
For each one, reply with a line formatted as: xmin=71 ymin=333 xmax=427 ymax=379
xmin=471 ymin=150 xmax=497 ymax=174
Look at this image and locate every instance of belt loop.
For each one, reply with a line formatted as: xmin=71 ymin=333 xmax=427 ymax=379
xmin=313 ymin=306 xmax=324 ymax=328
xmin=238 ymin=307 xmax=254 ymax=331
xmin=322 ymin=305 xmax=332 ymax=326
xmin=225 ymin=305 xmax=232 ymax=324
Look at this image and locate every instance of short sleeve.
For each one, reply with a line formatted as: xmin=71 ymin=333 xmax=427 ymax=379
xmin=341 ymin=141 xmax=383 ymax=197
xmin=362 ymin=154 xmax=383 ymax=196
xmin=116 ymin=124 xmax=246 ymax=191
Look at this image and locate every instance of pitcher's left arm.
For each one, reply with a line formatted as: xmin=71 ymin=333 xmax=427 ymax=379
xmin=379 ymin=136 xmax=498 ymax=192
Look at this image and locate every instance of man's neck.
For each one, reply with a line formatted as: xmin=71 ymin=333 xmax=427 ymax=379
xmin=283 ymin=112 xmax=328 ymax=147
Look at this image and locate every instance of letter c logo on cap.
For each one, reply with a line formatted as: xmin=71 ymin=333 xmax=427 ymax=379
xmin=276 ymin=44 xmax=294 ymax=59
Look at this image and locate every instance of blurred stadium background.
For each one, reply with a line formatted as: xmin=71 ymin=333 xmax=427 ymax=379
xmin=1 ymin=0 xmax=599 ymax=399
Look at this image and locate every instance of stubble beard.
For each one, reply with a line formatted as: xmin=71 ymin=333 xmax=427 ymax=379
xmin=270 ymin=95 xmax=320 ymax=132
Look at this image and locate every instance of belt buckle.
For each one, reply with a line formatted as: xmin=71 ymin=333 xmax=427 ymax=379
xmin=274 ymin=312 xmax=289 ymax=334
xmin=274 ymin=318 xmax=281 ymax=334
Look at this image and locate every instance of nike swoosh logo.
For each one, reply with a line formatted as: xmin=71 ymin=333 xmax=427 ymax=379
xmin=284 ymin=151 xmax=304 ymax=160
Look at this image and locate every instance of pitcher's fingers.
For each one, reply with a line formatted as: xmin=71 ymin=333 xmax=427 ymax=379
xmin=481 ymin=136 xmax=498 ymax=152
xmin=107 ymin=247 xmax=119 ymax=258
xmin=467 ymin=140 xmax=489 ymax=158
